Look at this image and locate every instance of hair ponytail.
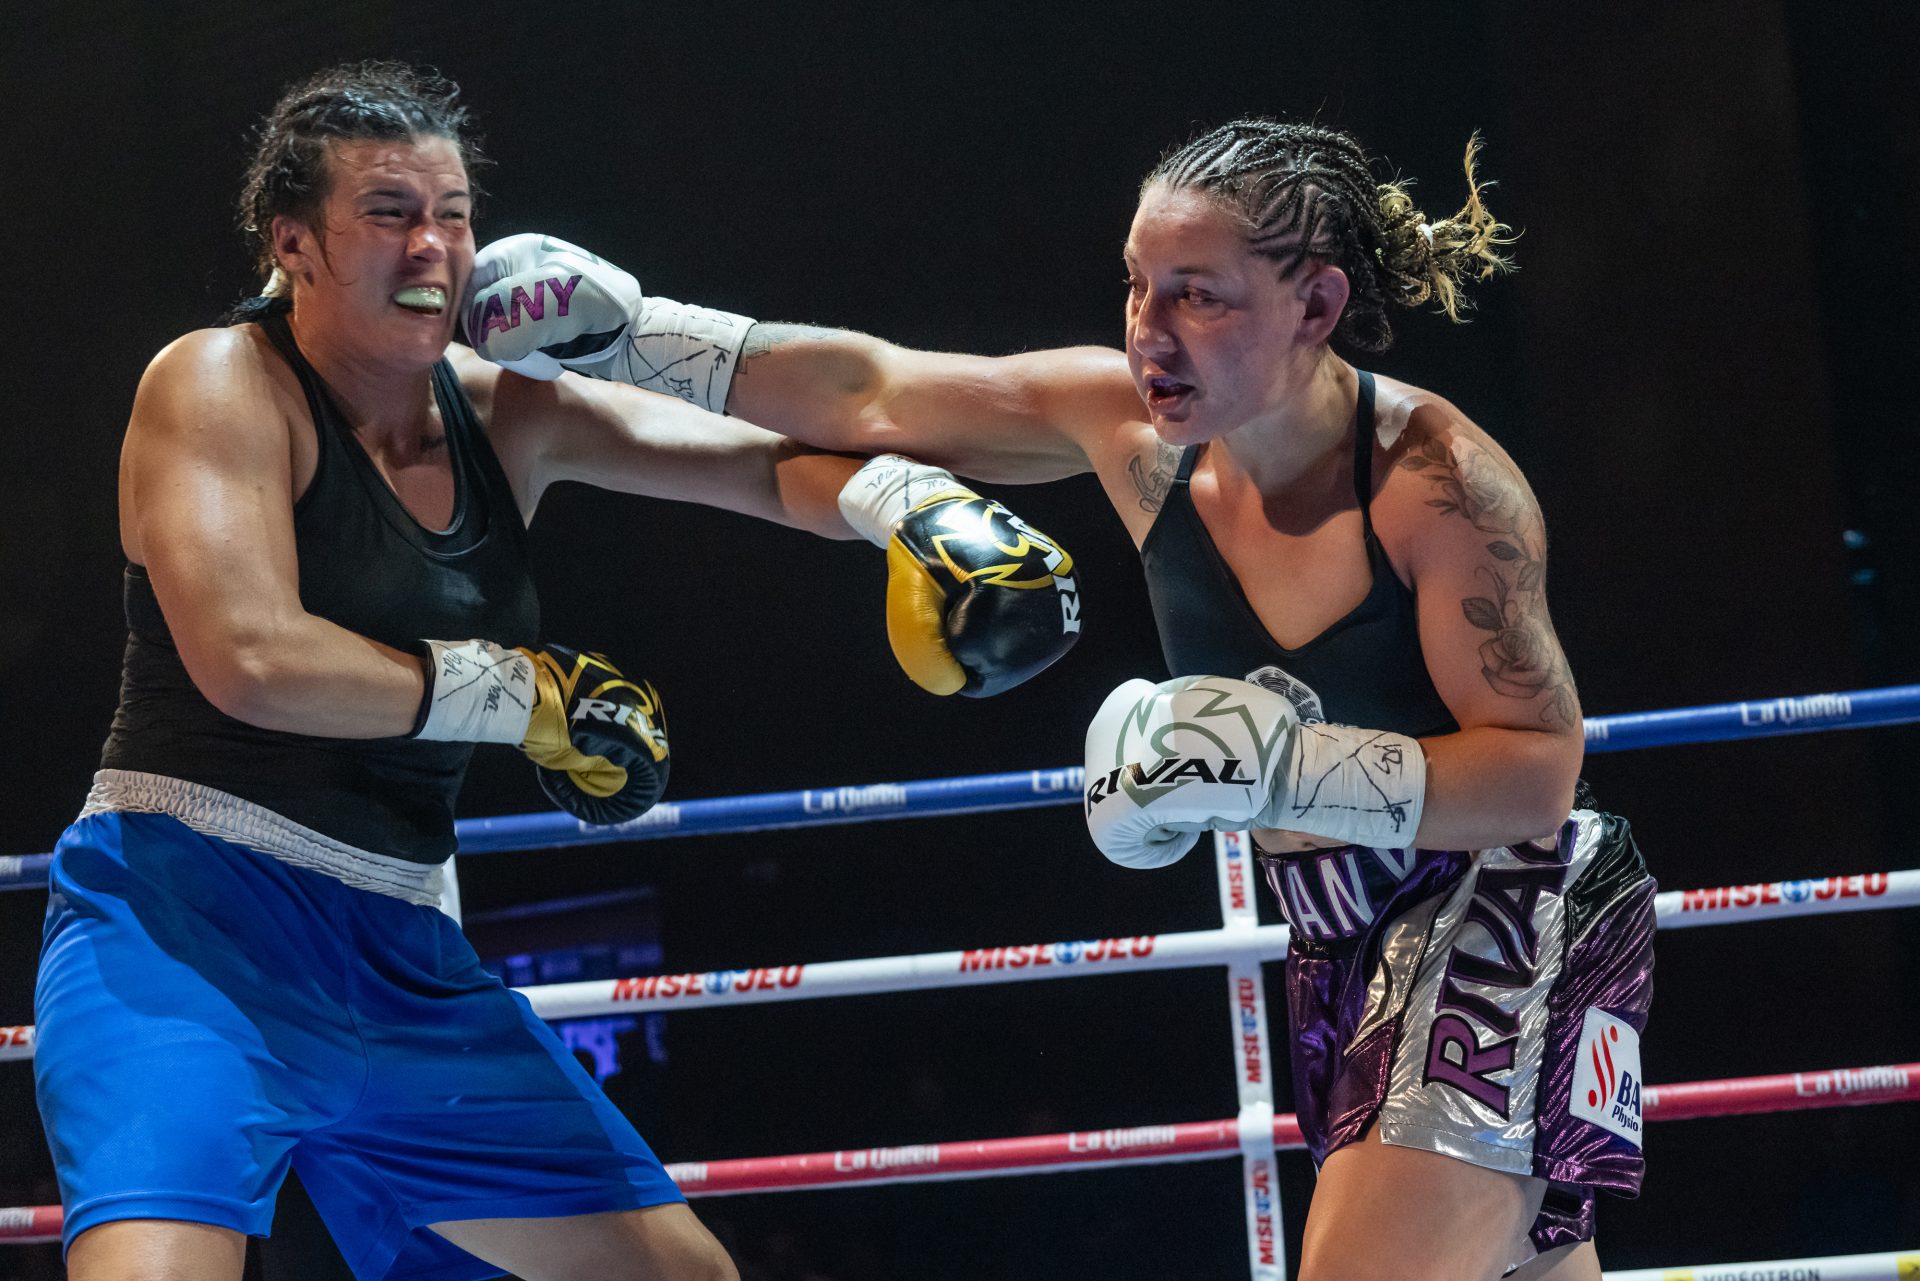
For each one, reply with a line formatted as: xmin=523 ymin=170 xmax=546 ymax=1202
xmin=1146 ymin=120 xmax=1516 ymax=352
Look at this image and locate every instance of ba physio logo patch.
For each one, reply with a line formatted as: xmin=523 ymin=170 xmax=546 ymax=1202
xmin=1570 ymin=1007 xmax=1643 ymax=1146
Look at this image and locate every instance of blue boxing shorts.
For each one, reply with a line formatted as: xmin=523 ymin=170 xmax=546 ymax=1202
xmin=33 ymin=808 xmax=683 ymax=1281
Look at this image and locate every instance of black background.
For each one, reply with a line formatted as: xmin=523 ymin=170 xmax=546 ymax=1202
xmin=2 ymin=2 xmax=1917 ymax=1277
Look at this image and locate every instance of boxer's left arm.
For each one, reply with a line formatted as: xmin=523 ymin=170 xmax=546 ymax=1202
xmin=461 ymin=238 xmax=1088 ymax=696
xmin=456 ymin=345 xmax=862 ymax=538
xmin=1373 ymin=416 xmax=1585 ymax=850
xmin=462 ymin=355 xmax=1083 ymax=698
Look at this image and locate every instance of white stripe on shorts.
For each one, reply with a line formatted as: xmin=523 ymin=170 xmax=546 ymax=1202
xmin=80 ymin=769 xmax=447 ymax=907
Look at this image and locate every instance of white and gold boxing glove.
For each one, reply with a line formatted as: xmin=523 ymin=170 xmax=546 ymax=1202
xmin=838 ymin=455 xmax=1082 ymax=697
xmin=411 ymin=638 xmax=668 ymax=825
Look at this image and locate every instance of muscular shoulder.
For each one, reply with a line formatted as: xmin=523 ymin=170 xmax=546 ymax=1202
xmin=135 ymin=325 xmax=302 ymax=440
xmin=1368 ymin=378 xmax=1543 ymax=579
xmin=144 ymin=324 xmax=272 ymax=392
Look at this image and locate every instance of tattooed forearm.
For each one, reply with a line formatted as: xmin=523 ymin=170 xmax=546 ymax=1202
xmin=1398 ymin=436 xmax=1578 ymax=729
xmin=1129 ymin=438 xmax=1182 ymax=514
xmin=735 ymin=323 xmax=849 ymax=375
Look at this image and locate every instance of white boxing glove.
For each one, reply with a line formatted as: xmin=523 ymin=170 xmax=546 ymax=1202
xmin=463 ymin=234 xmax=641 ymax=379
xmin=1083 ymin=676 xmax=1427 ymax=869
xmin=462 ymin=233 xmax=757 ymax=414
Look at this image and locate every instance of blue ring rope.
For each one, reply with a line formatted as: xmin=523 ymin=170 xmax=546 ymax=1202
xmin=5 ymin=683 xmax=1916 ymax=887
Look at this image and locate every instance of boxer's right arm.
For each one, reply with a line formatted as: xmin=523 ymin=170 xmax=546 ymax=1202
xmin=125 ymin=330 xmax=428 ymax=738
xmin=464 ymin=233 xmax=1144 ymax=485
xmin=724 ymin=328 xmax=1141 ymax=486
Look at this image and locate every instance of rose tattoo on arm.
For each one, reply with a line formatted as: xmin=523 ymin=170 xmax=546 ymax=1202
xmin=1397 ymin=436 xmax=1579 ymax=729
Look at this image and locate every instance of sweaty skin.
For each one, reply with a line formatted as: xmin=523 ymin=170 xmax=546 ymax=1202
xmin=123 ymin=138 xmax=862 ymax=744
xmin=715 ymin=185 xmax=1592 ymax=1281
xmin=93 ymin=133 xmax=866 ymax=1281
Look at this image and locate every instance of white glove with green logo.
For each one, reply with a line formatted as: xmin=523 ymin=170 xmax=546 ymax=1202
xmin=1082 ymin=675 xmax=1425 ymax=868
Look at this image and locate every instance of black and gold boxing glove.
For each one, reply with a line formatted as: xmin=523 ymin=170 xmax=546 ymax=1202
xmin=412 ymin=639 xmax=668 ymax=824
xmin=839 ymin=455 xmax=1082 ymax=697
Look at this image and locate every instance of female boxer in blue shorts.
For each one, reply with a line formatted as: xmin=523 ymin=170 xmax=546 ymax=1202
xmin=34 ymin=60 xmax=1076 ymax=1281
xmin=515 ymin=119 xmax=1654 ymax=1281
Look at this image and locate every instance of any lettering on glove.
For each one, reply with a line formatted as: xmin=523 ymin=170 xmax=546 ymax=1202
xmin=1082 ymin=675 xmax=1425 ymax=869
xmin=413 ymin=638 xmax=669 ymax=825
xmin=463 ymin=233 xmax=755 ymax=414
xmin=839 ymin=455 xmax=1082 ymax=698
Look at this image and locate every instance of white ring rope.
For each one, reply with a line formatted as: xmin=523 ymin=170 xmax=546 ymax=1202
xmin=4 ymin=683 xmax=1916 ymax=1267
xmin=1604 ymin=1248 xmax=1920 ymax=1280
xmin=0 ymin=868 xmax=1914 ymax=1062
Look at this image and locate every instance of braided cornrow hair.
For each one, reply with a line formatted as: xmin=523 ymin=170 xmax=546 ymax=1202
xmin=231 ymin=61 xmax=483 ymax=319
xmin=1145 ymin=119 xmax=1515 ymax=352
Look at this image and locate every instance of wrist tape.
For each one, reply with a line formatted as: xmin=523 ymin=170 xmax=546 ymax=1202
xmin=412 ymin=639 xmax=537 ymax=744
xmin=837 ymin=455 xmax=973 ymax=547
xmin=576 ymin=296 xmax=756 ymax=416
xmin=1268 ymin=723 xmax=1427 ymax=849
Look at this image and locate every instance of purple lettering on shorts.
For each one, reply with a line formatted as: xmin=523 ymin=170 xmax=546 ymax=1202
xmin=1438 ymin=963 xmax=1522 ymax=1037
xmin=1460 ymin=898 xmax=1536 ymax=980
xmin=1320 ymin=851 xmax=1375 ymax=934
xmin=1422 ymin=860 xmax=1568 ymax=1117
xmin=1423 ymin=1012 xmax=1517 ymax=1116
xmin=1466 ymin=864 xmax=1566 ymax=966
xmin=546 ymin=273 xmax=581 ymax=316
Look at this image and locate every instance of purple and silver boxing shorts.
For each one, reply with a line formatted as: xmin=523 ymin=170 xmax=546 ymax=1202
xmin=1263 ymin=809 xmax=1655 ymax=1262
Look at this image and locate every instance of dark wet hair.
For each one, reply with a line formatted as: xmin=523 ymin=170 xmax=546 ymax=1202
xmin=224 ymin=60 xmax=483 ymax=324
xmin=1144 ymin=119 xmax=1514 ymax=352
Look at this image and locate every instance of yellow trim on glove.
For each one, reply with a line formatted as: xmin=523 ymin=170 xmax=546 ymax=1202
xmin=515 ymin=655 xmax=634 ymax=798
xmin=885 ymin=539 xmax=967 ymax=696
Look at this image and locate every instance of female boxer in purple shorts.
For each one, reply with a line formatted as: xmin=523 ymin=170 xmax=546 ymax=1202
xmin=522 ymin=118 xmax=1655 ymax=1280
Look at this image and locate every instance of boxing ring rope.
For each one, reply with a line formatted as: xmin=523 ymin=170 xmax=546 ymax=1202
xmin=1606 ymin=1249 xmax=1920 ymax=1280
xmin=2 ymin=682 xmax=1917 ymax=887
xmin=0 ymin=866 xmax=1911 ymax=1052
xmin=3 ymin=683 xmax=1917 ymax=1275
xmin=664 ymin=1060 xmax=1920 ymax=1196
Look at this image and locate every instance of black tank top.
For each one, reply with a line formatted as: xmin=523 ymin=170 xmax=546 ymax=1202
xmin=100 ymin=311 xmax=541 ymax=863
xmin=1139 ymin=371 xmax=1458 ymax=739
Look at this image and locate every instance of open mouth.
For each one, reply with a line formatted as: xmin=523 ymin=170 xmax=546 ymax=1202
xmin=392 ymin=286 xmax=447 ymax=316
xmin=1144 ymin=374 xmax=1194 ymax=409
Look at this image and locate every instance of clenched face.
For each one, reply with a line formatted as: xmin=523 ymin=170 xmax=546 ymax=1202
xmin=275 ymin=134 xmax=475 ymax=369
xmin=1124 ymin=184 xmax=1338 ymax=445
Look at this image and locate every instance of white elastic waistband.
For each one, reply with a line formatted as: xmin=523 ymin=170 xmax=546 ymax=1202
xmin=80 ymin=769 xmax=447 ymax=907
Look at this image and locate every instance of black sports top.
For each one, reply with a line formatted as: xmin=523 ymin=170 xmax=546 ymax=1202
xmin=100 ymin=310 xmax=541 ymax=863
xmin=1139 ymin=371 xmax=1458 ymax=739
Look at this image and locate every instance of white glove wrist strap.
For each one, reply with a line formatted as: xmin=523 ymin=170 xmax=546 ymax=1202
xmin=414 ymin=639 xmax=537 ymax=744
xmin=836 ymin=455 xmax=973 ymax=548
xmin=574 ymin=296 xmax=756 ymax=416
xmin=1265 ymin=723 xmax=1427 ymax=848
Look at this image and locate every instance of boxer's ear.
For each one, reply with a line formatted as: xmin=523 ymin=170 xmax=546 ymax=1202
xmin=271 ymin=214 xmax=322 ymax=289
xmin=1292 ymin=262 xmax=1350 ymax=351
